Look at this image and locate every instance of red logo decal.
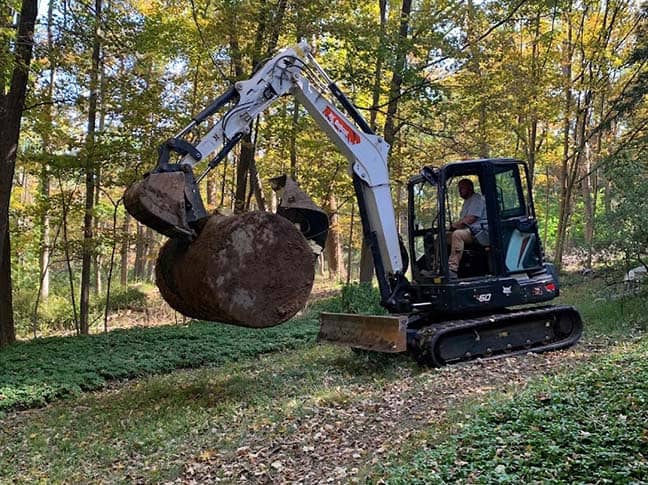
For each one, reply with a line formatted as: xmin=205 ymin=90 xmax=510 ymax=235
xmin=323 ymin=106 xmax=361 ymax=145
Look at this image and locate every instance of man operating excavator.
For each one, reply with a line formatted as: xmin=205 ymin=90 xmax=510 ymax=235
xmin=448 ymin=178 xmax=486 ymax=279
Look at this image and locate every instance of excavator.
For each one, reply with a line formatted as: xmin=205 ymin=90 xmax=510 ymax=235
xmin=124 ymin=42 xmax=582 ymax=366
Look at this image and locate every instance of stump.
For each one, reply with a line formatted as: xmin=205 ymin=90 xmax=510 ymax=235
xmin=156 ymin=211 xmax=316 ymax=328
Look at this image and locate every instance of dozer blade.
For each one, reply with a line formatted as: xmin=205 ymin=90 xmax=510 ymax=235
xmin=412 ymin=305 xmax=583 ymax=366
xmin=318 ymin=312 xmax=408 ymax=353
xmin=124 ymin=171 xmax=195 ymax=240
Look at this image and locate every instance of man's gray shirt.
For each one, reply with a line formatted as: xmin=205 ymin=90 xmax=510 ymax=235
xmin=460 ymin=192 xmax=486 ymax=233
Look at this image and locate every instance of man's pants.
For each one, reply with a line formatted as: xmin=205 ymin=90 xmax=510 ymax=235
xmin=447 ymin=228 xmax=473 ymax=273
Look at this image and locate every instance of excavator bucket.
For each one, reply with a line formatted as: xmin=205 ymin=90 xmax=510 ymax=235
xmin=318 ymin=312 xmax=408 ymax=353
xmin=124 ymin=170 xmax=207 ymax=241
xmin=270 ymin=175 xmax=329 ymax=251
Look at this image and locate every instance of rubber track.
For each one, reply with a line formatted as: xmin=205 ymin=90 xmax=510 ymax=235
xmin=411 ymin=305 xmax=583 ymax=367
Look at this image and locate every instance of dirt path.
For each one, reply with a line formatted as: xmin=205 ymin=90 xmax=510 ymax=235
xmin=176 ymin=344 xmax=599 ymax=484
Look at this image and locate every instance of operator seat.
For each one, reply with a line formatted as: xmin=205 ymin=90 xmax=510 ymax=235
xmin=458 ymin=223 xmax=491 ymax=278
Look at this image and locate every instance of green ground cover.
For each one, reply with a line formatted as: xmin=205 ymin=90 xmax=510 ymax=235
xmin=0 ymin=283 xmax=382 ymax=413
xmin=0 ymin=308 xmax=320 ymax=413
xmin=380 ymin=336 xmax=648 ymax=484
xmin=0 ymin=343 xmax=411 ymax=483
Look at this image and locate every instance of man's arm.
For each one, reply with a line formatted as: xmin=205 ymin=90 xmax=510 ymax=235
xmin=451 ymin=214 xmax=478 ymax=230
xmin=451 ymin=194 xmax=484 ymax=230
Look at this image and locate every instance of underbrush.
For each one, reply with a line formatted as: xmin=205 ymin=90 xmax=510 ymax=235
xmin=557 ymin=271 xmax=648 ymax=338
xmin=0 ymin=303 xmax=326 ymax=413
xmin=13 ymin=284 xmax=154 ymax=337
xmin=380 ymin=336 xmax=648 ymax=483
xmin=316 ymin=282 xmax=387 ymax=315
xmin=3 ymin=280 xmax=384 ymax=413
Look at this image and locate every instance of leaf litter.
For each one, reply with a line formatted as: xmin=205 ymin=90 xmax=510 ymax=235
xmin=174 ymin=345 xmax=597 ymax=484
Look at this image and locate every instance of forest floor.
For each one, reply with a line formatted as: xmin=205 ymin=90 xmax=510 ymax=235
xmin=175 ymin=344 xmax=602 ymax=483
xmin=1 ymin=274 xmax=646 ymax=483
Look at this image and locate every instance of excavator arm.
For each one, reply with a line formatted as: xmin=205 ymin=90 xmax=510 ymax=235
xmin=124 ymin=42 xmax=410 ymax=312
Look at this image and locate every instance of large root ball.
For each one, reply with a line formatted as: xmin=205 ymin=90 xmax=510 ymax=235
xmin=155 ymin=211 xmax=316 ymax=328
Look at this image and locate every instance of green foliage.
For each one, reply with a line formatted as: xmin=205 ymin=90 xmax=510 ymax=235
xmin=0 ymin=312 xmax=320 ymax=413
xmin=13 ymin=292 xmax=77 ymax=334
xmin=596 ymin=150 xmax=648 ymax=264
xmin=0 ymin=340 xmax=413 ymax=483
xmin=98 ymin=285 xmax=148 ymax=312
xmin=318 ymin=283 xmax=387 ymax=315
xmin=380 ymin=338 xmax=648 ymax=483
xmin=557 ymin=272 xmax=648 ymax=337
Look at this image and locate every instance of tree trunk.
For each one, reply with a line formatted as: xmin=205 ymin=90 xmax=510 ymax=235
xmin=325 ymin=193 xmax=343 ymax=280
xmin=80 ymin=0 xmax=103 ymax=334
xmin=0 ymin=0 xmax=38 ymax=347
xmin=346 ymin=203 xmax=355 ymax=284
xmin=219 ymin=157 xmax=228 ymax=208
xmin=120 ymin=212 xmax=130 ymax=286
xmin=145 ymin=226 xmax=156 ymax=282
xmin=39 ymin=168 xmax=51 ymax=300
xmin=207 ymin=178 xmax=217 ymax=207
xmin=234 ymin=136 xmax=253 ymax=213
xmin=134 ymin=222 xmax=146 ymax=280
xmin=360 ymin=0 xmax=407 ymax=284
xmin=231 ymin=0 xmax=287 ymax=213
xmin=0 ymin=232 xmax=14 ymax=347
xmin=93 ymin=61 xmax=108 ymax=296
xmin=290 ymin=101 xmax=299 ymax=179
xmin=38 ymin=0 xmax=57 ymax=301
xmin=554 ymin=9 xmax=574 ymax=271
xmin=369 ymin=0 xmax=387 ymax=132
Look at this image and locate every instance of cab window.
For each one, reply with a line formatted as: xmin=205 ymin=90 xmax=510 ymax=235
xmin=495 ymin=168 xmax=525 ymax=219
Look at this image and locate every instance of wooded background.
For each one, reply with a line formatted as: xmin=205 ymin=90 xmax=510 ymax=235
xmin=1 ymin=0 xmax=647 ymax=345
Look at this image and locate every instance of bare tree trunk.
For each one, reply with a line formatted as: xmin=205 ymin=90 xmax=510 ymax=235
xmin=235 ymin=137 xmax=253 ymax=213
xmin=0 ymin=0 xmax=38 ymax=347
xmin=93 ymin=176 xmax=102 ymax=296
xmin=145 ymin=227 xmax=156 ymax=282
xmin=346 ymin=203 xmax=355 ymax=285
xmin=0 ymin=232 xmax=14 ymax=346
xmin=219 ymin=158 xmax=228 ymax=208
xmin=290 ymin=101 xmax=299 ymax=179
xmin=325 ymin=193 xmax=343 ymax=280
xmin=58 ymin=177 xmax=80 ymax=334
xmin=93 ymin=46 xmax=107 ymax=297
xmin=120 ymin=212 xmax=130 ymax=285
xmin=134 ymin=222 xmax=146 ymax=280
xmin=80 ymin=0 xmax=103 ymax=334
xmin=248 ymin=120 xmax=267 ymax=211
xmin=207 ymin=178 xmax=217 ymax=207
xmin=554 ymin=8 xmax=574 ymax=271
xmin=318 ymin=253 xmax=326 ymax=277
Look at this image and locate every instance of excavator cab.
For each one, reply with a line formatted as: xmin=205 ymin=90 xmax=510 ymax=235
xmin=406 ymin=159 xmax=562 ymax=312
xmin=409 ymin=159 xmax=544 ymax=286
